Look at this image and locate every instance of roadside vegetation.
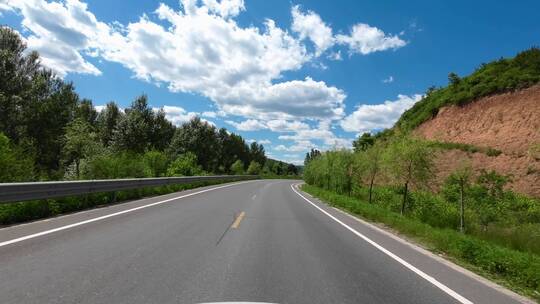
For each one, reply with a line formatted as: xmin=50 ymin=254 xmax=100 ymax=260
xmin=302 ymin=48 xmax=540 ymax=299
xmin=302 ymin=184 xmax=540 ymax=300
xmin=0 ymin=27 xmax=298 ymax=224
xmin=303 ymin=135 xmax=540 ymax=298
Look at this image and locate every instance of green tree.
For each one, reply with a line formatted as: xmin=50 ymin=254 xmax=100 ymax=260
xmin=0 ymin=133 xmax=33 ymax=182
xmin=304 ymin=148 xmax=321 ymax=166
xmin=230 ymin=159 xmax=245 ymax=175
xmin=384 ymin=137 xmax=434 ymax=215
xmin=167 ymin=152 xmax=203 ymax=177
xmin=1 ymin=27 xmax=82 ymax=178
xmin=286 ymin=163 xmax=298 ymax=175
xmin=249 ymin=142 xmax=266 ymax=166
xmin=151 ymin=108 xmax=175 ymax=151
xmin=76 ymin=99 xmax=98 ymax=128
xmin=425 ymin=85 xmax=438 ymax=97
xmin=247 ymin=161 xmax=262 ymax=175
xmin=97 ymin=102 xmax=123 ymax=146
xmin=112 ymin=95 xmax=154 ymax=153
xmin=448 ymin=72 xmax=461 ymax=86
xmin=63 ymin=118 xmax=99 ymax=179
xmin=216 ymin=128 xmax=233 ymax=173
xmin=333 ymin=150 xmax=355 ymax=195
xmin=27 ymin=72 xmax=79 ymax=178
xmin=355 ymin=143 xmax=383 ymax=204
xmin=353 ymin=132 xmax=375 ymax=152
xmin=143 ymin=150 xmax=169 ymax=177
xmin=469 ymin=170 xmax=511 ymax=231
xmin=168 ymin=117 xmax=219 ymax=172
xmin=445 ymin=161 xmax=472 ymax=232
xmin=477 ymin=169 xmax=510 ymax=199
xmin=0 ymin=27 xmax=40 ymax=143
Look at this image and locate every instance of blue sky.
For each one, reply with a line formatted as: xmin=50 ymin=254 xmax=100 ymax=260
xmin=1 ymin=0 xmax=539 ymax=164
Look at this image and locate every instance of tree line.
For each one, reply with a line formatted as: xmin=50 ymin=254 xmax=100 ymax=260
xmin=303 ymin=133 xmax=540 ymax=255
xmin=0 ymin=27 xmax=297 ymax=182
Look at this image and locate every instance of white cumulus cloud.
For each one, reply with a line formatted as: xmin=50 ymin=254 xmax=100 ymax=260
xmin=274 ymin=140 xmax=315 ymax=152
xmin=278 ymin=120 xmax=352 ymax=149
xmin=291 ymin=5 xmax=334 ymax=56
xmin=2 ymin=0 xmax=346 ymax=122
xmin=340 ymin=94 xmax=422 ymax=134
xmin=266 ymin=119 xmax=309 ymax=132
xmin=225 ymin=119 xmax=266 ymax=131
xmin=336 ymin=23 xmax=406 ymax=55
xmin=2 ymin=0 xmax=410 ymax=156
xmin=201 ymin=0 xmax=245 ymax=18
xmin=2 ymin=0 xmax=109 ymax=76
xmin=157 ymin=106 xmax=200 ymax=126
xmin=247 ymin=138 xmax=271 ymax=145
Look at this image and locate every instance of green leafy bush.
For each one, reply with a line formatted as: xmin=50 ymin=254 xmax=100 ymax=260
xmin=247 ymin=161 xmax=262 ymax=175
xmin=167 ymin=152 xmax=204 ymax=177
xmin=0 ymin=133 xmax=34 ymax=182
xmin=143 ymin=150 xmax=169 ymax=177
xmin=230 ymin=160 xmax=245 ymax=175
xmin=82 ymin=152 xmax=148 ymax=179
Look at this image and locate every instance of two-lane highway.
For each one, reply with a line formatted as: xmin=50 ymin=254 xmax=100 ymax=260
xmin=0 ymin=180 xmax=529 ymax=303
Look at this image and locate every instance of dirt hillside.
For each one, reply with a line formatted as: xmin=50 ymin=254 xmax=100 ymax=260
xmin=414 ymin=84 xmax=540 ymax=197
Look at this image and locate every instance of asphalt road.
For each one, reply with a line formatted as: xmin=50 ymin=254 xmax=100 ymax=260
xmin=0 ymin=180 xmax=530 ymax=304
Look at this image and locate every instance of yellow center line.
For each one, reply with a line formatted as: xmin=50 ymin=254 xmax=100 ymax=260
xmin=231 ymin=211 xmax=246 ymax=229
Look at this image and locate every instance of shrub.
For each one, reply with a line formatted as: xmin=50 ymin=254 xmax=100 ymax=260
xmin=83 ymin=152 xmax=148 ymax=179
xmin=485 ymin=148 xmax=502 ymax=157
xmin=247 ymin=161 xmax=262 ymax=175
xmin=143 ymin=150 xmax=169 ymax=177
xmin=0 ymin=133 xmax=34 ymax=182
xmin=410 ymin=191 xmax=459 ymax=229
xmin=230 ymin=160 xmax=245 ymax=175
xmin=167 ymin=152 xmax=204 ymax=177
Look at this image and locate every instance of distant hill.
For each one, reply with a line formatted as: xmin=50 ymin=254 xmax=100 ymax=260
xmin=393 ymin=48 xmax=540 ymax=197
xmin=397 ymin=47 xmax=540 ymax=131
xmin=263 ymin=158 xmax=299 ymax=176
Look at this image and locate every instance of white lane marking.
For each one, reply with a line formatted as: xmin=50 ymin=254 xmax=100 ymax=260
xmin=330 ymin=206 xmax=533 ymax=304
xmin=0 ymin=180 xmax=258 ymax=248
xmin=290 ymin=183 xmax=474 ymax=304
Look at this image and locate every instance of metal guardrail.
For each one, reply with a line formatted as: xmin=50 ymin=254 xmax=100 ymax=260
xmin=0 ymin=175 xmax=258 ymax=204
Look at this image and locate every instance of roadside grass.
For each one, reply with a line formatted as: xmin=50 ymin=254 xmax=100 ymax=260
xmin=301 ymin=184 xmax=540 ymax=301
xmin=0 ymin=179 xmax=247 ymax=226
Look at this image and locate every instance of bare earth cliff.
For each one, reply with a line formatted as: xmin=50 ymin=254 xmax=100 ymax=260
xmin=415 ymin=85 xmax=540 ymax=197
